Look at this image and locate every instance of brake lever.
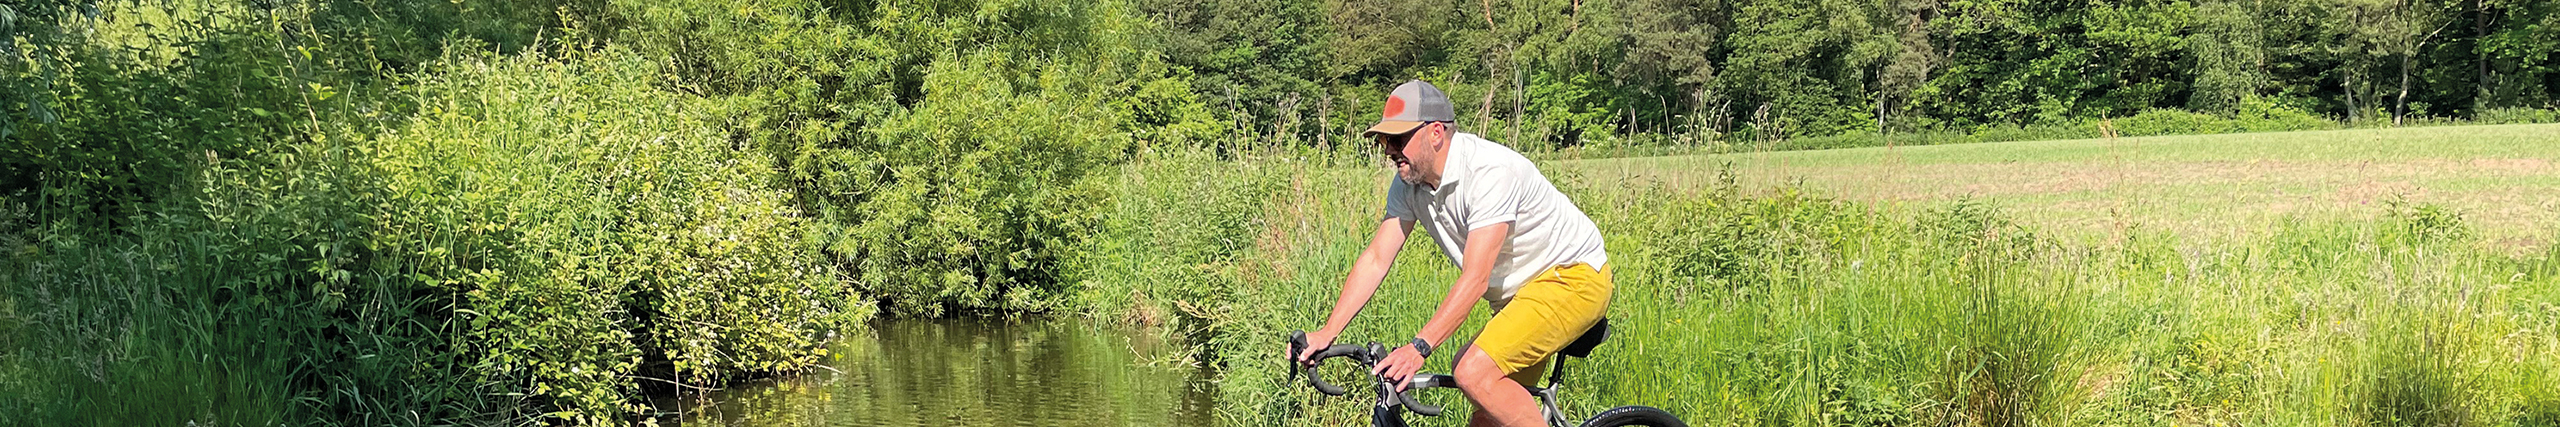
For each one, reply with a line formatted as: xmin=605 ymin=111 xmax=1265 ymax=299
xmin=1288 ymin=331 xmax=1364 ymax=396
xmin=1288 ymin=331 xmax=1307 ymax=382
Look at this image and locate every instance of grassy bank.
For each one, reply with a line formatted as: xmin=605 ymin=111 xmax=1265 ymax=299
xmin=1082 ymin=127 xmax=2560 ymax=426
xmin=1 ymin=49 xmax=871 ymax=425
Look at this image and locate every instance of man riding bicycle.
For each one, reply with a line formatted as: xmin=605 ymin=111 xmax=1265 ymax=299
xmin=1293 ymin=80 xmax=1614 ymax=427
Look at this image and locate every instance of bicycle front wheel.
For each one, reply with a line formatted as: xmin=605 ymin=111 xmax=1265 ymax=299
xmin=1577 ymin=406 xmax=1686 ymax=427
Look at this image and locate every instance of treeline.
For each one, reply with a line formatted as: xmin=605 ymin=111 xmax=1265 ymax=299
xmin=1159 ymin=0 xmax=2560 ymax=148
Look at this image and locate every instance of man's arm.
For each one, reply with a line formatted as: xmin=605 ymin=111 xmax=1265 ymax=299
xmin=1416 ymin=222 xmax=1507 ymax=349
xmin=1300 ymin=216 xmax=1415 ymax=359
xmin=1372 ymin=221 xmax=1509 ymax=384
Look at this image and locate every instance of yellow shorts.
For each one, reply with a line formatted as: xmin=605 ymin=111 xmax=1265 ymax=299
xmin=1473 ymin=262 xmax=1613 ymax=386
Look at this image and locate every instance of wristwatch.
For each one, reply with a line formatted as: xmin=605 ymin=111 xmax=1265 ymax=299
xmin=1409 ymin=337 xmax=1435 ymax=357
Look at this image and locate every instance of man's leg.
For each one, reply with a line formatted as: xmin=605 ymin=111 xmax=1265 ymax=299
xmin=1457 ymin=346 xmax=1542 ymax=427
xmin=1458 ymin=263 xmax=1613 ymax=427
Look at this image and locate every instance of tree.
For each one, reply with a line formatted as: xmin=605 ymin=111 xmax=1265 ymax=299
xmin=1718 ymin=0 xmax=1900 ymax=139
xmin=1618 ymin=0 xmax=1724 ymax=130
xmin=2322 ymin=0 xmax=2461 ymax=125
xmin=1879 ymin=0 xmax=1939 ymax=131
xmin=2476 ymin=0 xmax=2560 ymax=109
xmin=2190 ymin=0 xmax=2269 ymax=112
xmin=2082 ymin=0 xmax=2198 ymax=118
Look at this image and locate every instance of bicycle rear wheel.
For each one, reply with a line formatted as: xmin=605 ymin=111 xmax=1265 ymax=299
xmin=1577 ymin=406 xmax=1685 ymax=427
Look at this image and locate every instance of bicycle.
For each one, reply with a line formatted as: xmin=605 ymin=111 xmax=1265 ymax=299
xmin=1286 ymin=318 xmax=1686 ymax=427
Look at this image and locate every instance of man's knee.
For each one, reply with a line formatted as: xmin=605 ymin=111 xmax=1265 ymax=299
xmin=1453 ymin=346 xmax=1509 ymax=391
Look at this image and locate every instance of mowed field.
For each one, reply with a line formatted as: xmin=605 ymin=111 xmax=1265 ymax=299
xmin=1146 ymin=124 xmax=2560 ymax=427
xmin=1564 ymin=124 xmax=2560 ymax=247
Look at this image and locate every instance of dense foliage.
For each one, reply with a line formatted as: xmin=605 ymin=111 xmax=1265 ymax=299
xmin=2 ymin=0 xmax=1211 ymax=422
xmin=1150 ymin=0 xmax=2560 ymax=149
xmin=3 ymin=0 xmax=2555 ymax=424
xmin=605 ymin=0 xmax=1221 ymax=316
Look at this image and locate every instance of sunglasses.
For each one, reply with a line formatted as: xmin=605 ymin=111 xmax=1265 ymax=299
xmin=1374 ymin=132 xmax=1413 ymax=151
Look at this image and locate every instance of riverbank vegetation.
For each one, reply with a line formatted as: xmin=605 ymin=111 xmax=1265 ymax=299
xmin=5 ymin=0 xmax=2559 ymax=425
xmin=1172 ymin=155 xmax=2560 ymax=427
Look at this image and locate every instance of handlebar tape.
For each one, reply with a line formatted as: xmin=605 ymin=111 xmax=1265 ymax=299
xmin=1398 ymin=374 xmax=1456 ymax=416
xmin=1397 ymin=391 xmax=1445 ymax=417
xmin=1288 ymin=330 xmax=1456 ymax=416
xmin=1288 ymin=331 xmax=1368 ymax=396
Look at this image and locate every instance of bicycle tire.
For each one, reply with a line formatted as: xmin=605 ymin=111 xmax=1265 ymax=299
xmin=1577 ymin=405 xmax=1686 ymax=427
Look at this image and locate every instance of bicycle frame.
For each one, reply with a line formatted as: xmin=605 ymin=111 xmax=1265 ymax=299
xmin=1525 ymin=357 xmax=1579 ymax=427
xmin=1290 ymin=331 xmax=1583 ymax=427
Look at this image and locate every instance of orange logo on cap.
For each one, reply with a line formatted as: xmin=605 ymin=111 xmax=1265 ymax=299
xmin=1383 ymin=96 xmax=1406 ymax=118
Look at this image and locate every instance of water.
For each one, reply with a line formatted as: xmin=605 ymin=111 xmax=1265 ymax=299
xmin=652 ymin=317 xmax=1217 ymax=427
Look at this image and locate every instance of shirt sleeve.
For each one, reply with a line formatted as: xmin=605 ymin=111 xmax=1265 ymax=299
xmin=1382 ymin=179 xmax=1416 ymax=220
xmin=1464 ymin=164 xmax=1524 ymax=230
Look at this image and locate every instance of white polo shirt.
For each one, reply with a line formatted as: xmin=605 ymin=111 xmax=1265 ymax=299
xmin=1383 ymin=132 xmax=1609 ymax=307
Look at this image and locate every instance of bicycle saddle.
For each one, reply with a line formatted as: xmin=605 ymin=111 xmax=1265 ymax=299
xmin=1558 ymin=317 xmax=1609 ymax=358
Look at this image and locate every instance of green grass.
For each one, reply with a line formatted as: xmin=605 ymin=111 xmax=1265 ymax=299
xmin=1568 ymin=124 xmax=2560 ymax=246
xmin=1089 ymin=125 xmax=2560 ymax=427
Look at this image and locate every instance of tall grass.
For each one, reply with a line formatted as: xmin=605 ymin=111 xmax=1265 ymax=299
xmin=1109 ymin=152 xmax=2560 ymax=426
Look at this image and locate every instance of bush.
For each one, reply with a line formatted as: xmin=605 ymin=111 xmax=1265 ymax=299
xmin=366 ymin=49 xmax=865 ymax=422
xmin=2108 ymin=102 xmax=2333 ymax=138
xmin=2114 ymin=108 xmax=2231 ymax=137
xmin=4 ymin=48 xmax=870 ymax=425
xmin=2229 ymin=97 xmax=2333 ymax=132
xmin=2475 ymin=107 xmax=2560 ymax=125
xmin=1969 ymin=122 xmax=2104 ymax=143
xmin=0 ymin=0 xmax=577 ymax=227
xmin=822 ymin=54 xmax=1132 ymax=316
xmin=606 ymin=0 xmax=1198 ymax=316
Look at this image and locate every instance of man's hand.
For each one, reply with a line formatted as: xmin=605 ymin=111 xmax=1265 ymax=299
xmin=1372 ymin=345 xmax=1427 ymax=391
xmin=1295 ymin=329 xmax=1339 ymax=365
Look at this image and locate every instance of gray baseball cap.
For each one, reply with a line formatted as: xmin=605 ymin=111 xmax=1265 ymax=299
xmin=1363 ymin=80 xmax=1457 ymax=137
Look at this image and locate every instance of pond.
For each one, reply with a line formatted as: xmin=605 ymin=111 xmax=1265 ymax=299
xmin=650 ymin=317 xmax=1217 ymax=426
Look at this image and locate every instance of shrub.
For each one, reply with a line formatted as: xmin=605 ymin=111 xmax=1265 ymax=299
xmin=2382 ymin=198 xmax=2471 ymax=245
xmin=2229 ymin=97 xmax=2333 ymax=132
xmin=606 ymin=0 xmax=1193 ymax=316
xmin=2110 ymin=103 xmax=2334 ymax=138
xmin=1 ymin=22 xmax=309 ymax=227
xmin=366 ymin=49 xmax=865 ymax=422
xmin=2114 ymin=108 xmax=2231 ymax=137
xmin=0 ymin=0 xmax=577 ymax=227
xmin=1970 ymin=122 xmax=2103 ymax=143
xmin=2475 ymin=107 xmax=2560 ymax=125
xmin=820 ymin=54 xmax=1131 ymax=316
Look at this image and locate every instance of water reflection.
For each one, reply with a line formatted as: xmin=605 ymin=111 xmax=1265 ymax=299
xmin=653 ymin=317 xmax=1216 ymax=426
